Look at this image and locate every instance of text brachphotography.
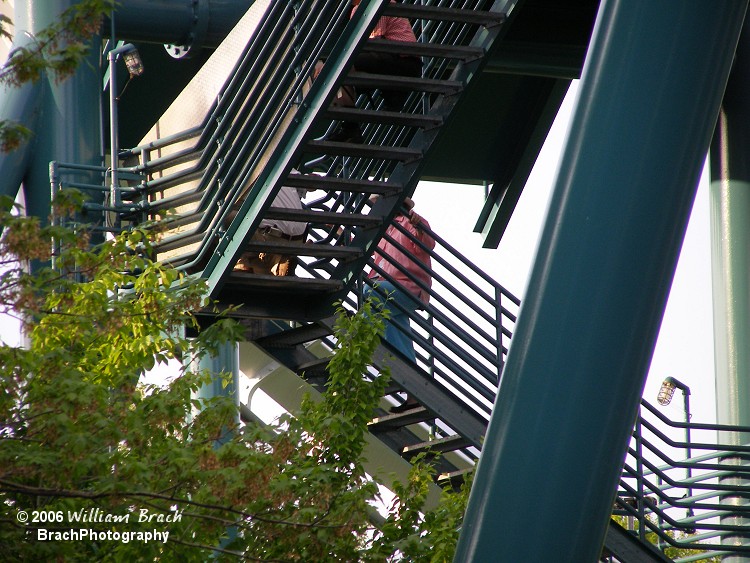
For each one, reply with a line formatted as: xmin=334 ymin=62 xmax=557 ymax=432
xmin=37 ymin=528 xmax=169 ymax=544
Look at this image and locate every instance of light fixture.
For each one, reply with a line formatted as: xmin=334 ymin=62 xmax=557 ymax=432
xmin=657 ymin=378 xmax=676 ymax=406
xmin=657 ymin=376 xmax=690 ymax=406
xmin=122 ymin=48 xmax=144 ymax=77
xmin=655 ymin=375 xmax=693 ymax=521
xmin=107 ymin=43 xmax=144 ymax=228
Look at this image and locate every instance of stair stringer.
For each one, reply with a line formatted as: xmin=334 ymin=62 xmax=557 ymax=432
xmin=237 ymin=340 xmax=445 ymax=509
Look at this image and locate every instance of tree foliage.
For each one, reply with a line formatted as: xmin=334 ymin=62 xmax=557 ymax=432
xmin=0 ymin=198 xmax=470 ymax=560
xmin=0 ymin=0 xmax=115 ymax=151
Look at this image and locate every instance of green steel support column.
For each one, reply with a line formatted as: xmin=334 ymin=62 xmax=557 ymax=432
xmin=0 ymin=33 xmax=42 ymax=204
xmin=14 ymin=1 xmax=101 ymax=224
xmin=709 ymin=17 xmax=750 ymax=559
xmin=194 ymin=340 xmax=240 ymax=444
xmin=454 ymin=2 xmax=746 ymax=562
xmin=192 ymin=339 xmax=239 ymax=549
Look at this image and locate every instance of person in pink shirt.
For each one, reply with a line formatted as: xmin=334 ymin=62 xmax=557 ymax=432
xmin=366 ymin=196 xmax=435 ymax=365
xmin=350 ymin=0 xmax=421 ymax=108
xmin=324 ymin=0 xmax=422 ymax=143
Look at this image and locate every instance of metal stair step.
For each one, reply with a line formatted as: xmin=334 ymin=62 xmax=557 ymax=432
xmin=295 ymin=355 xmax=331 ymax=378
xmin=383 ymin=4 xmax=507 ymax=27
xmin=368 ymin=406 xmax=434 ymax=431
xmin=255 ymin=319 xmax=335 ymax=348
xmin=286 ymin=172 xmax=402 ymax=195
xmin=402 ymin=434 xmax=473 ymax=460
xmin=264 ymin=207 xmax=381 ymax=227
xmin=224 ymin=272 xmax=343 ymax=293
xmin=364 ymin=38 xmax=485 ymax=62
xmin=603 ymin=520 xmax=675 ymax=563
xmin=344 ymin=71 xmax=463 ymax=95
xmin=324 ymin=107 xmax=443 ymax=129
xmin=305 ymin=139 xmax=423 ymax=161
xmin=243 ymin=239 xmax=363 ymax=260
xmin=436 ymin=467 xmax=473 ymax=490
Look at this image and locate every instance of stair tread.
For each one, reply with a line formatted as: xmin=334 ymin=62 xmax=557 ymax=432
xmin=369 ymin=406 xmax=434 ymax=431
xmin=402 ymin=434 xmax=473 ymax=458
xmin=296 ymin=355 xmax=331 ymax=372
xmin=256 ymin=320 xmax=335 ymax=348
xmin=324 ymin=107 xmax=443 ymax=128
xmin=306 ymin=140 xmax=423 ymax=161
xmin=365 ymin=38 xmax=484 ymax=61
xmin=224 ymin=272 xmax=343 ymax=292
xmin=265 ymin=207 xmax=381 ymax=227
xmin=384 ymin=4 xmax=507 ymax=26
xmin=241 ymin=239 xmax=363 ymax=259
xmin=436 ymin=467 xmax=473 ymax=489
xmin=344 ymin=71 xmax=463 ymax=95
xmin=286 ymin=172 xmax=402 ymax=195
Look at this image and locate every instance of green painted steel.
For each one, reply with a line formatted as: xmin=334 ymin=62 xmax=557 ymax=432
xmin=194 ymin=340 xmax=240 ymax=440
xmin=0 ymin=67 xmax=42 ymax=205
xmin=710 ymin=24 xmax=750 ymax=438
xmin=454 ymin=1 xmax=747 ymax=561
xmin=106 ymin=0 xmax=253 ymax=50
xmin=6 ymin=1 xmax=101 ymax=224
xmin=709 ymin=19 xmax=750 ymax=560
xmin=201 ymin=0 xmax=388 ymax=292
xmin=710 ymin=182 xmax=750 ymax=426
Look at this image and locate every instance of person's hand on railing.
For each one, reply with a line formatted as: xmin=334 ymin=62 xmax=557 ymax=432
xmin=407 ymin=210 xmax=424 ymax=227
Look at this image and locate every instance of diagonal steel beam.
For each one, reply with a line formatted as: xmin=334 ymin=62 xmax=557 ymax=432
xmin=455 ymin=1 xmax=748 ymax=561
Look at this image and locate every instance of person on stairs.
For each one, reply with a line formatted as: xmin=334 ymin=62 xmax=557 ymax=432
xmin=234 ymin=183 xmax=308 ymax=277
xmin=365 ymin=196 xmax=434 ymax=412
xmin=315 ymin=0 xmax=422 ymax=144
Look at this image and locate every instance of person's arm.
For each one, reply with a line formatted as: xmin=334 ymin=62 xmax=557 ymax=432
xmin=408 ymin=211 xmax=436 ymax=250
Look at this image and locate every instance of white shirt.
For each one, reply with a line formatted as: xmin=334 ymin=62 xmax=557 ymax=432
xmin=259 ymin=186 xmax=307 ymax=236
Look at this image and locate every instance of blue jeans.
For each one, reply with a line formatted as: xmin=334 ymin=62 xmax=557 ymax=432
xmin=364 ymin=281 xmax=418 ymax=363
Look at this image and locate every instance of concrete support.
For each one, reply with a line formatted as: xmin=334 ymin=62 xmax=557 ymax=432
xmin=709 ymin=14 xmax=750 ymax=560
xmin=454 ymin=1 xmax=747 ymax=561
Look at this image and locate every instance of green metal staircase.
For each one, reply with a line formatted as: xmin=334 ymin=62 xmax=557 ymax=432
xmin=43 ymin=0 xmax=745 ymax=560
xmin=108 ymin=0 xmax=521 ymax=483
xmin=244 ymin=216 xmax=521 ymax=484
xmin=109 ymin=3 xmax=676 ymax=559
xmin=116 ymin=0 xmax=512 ymax=320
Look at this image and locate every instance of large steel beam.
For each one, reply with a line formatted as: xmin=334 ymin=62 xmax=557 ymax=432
xmin=711 ymin=15 xmax=750 ymax=436
xmin=1 ymin=1 xmax=101 ymax=222
xmin=709 ymin=12 xmax=750 ymax=560
xmin=107 ymin=0 xmax=253 ymax=51
xmin=454 ymin=1 xmax=747 ymax=561
xmin=194 ymin=340 xmax=240 ymax=441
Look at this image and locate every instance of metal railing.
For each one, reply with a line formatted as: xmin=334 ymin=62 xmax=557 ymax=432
xmin=616 ymin=399 xmax=750 ymax=561
xmin=116 ymin=0 xmax=357 ymax=270
xmin=301 ymin=208 xmax=519 ymax=464
xmin=351 ymin=215 xmax=519 ymax=420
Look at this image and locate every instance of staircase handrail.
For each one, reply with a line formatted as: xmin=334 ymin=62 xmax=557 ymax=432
xmin=616 ymin=398 xmax=750 ymax=560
